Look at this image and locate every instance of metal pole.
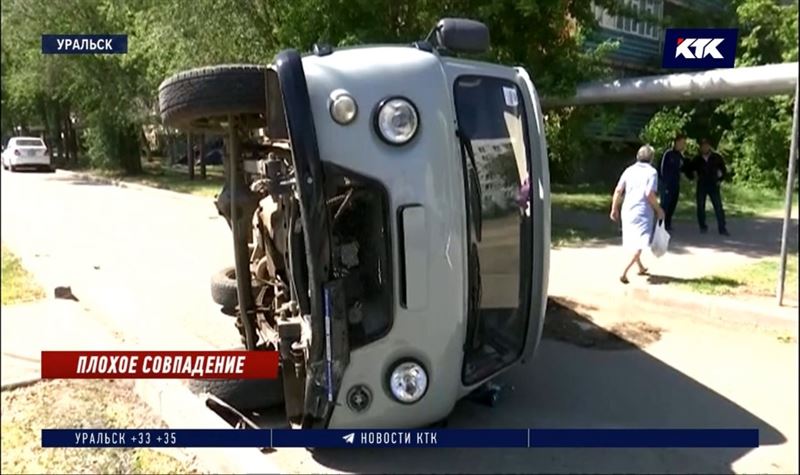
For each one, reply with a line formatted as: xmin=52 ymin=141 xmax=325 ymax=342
xmin=542 ymin=62 xmax=798 ymax=109
xmin=227 ymin=116 xmax=257 ymax=350
xmin=777 ymin=81 xmax=799 ymax=306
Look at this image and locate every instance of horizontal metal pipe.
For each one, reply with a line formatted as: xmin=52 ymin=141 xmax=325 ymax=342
xmin=542 ymin=62 xmax=799 ymax=109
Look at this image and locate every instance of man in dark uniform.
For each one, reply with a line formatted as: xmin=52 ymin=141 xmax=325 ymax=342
xmin=685 ymin=138 xmax=729 ymax=235
xmin=658 ymin=133 xmax=686 ymax=231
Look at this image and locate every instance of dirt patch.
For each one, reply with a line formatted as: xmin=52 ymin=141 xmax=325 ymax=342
xmin=544 ymin=297 xmax=663 ymax=350
xmin=607 ymin=321 xmax=663 ymax=347
xmin=1 ymin=379 xmax=199 ymax=474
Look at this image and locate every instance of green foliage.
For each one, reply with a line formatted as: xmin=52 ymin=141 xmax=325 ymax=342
xmin=714 ymin=0 xmax=798 ymax=187
xmin=639 ymin=0 xmax=797 ymax=188
xmin=3 ymin=0 xmax=790 ymax=186
xmin=0 ymin=0 xmax=628 ymax=175
xmin=640 ymin=106 xmax=698 ymax=159
xmin=546 ymin=108 xmax=592 ymax=182
xmin=1 ymin=0 xmax=149 ymax=172
xmin=640 ymin=106 xmax=692 ymax=150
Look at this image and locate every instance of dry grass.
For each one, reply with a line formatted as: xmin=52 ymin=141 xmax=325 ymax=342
xmin=92 ymin=160 xmax=224 ymax=198
xmin=1 ymin=245 xmax=45 ymax=305
xmin=677 ymin=256 xmax=799 ymax=302
xmin=1 ymin=379 xmax=199 ymax=474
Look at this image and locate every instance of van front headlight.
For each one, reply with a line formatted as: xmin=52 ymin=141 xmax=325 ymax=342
xmin=388 ymin=360 xmax=428 ymax=403
xmin=374 ymin=97 xmax=419 ymax=145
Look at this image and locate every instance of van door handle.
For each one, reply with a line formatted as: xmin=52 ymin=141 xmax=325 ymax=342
xmin=398 ymin=205 xmax=428 ymax=311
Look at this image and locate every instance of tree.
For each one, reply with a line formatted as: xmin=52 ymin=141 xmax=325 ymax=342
xmin=640 ymin=0 xmax=798 ymax=187
xmin=715 ymin=0 xmax=798 ymax=187
xmin=2 ymin=0 xmax=623 ymax=176
xmin=640 ymin=106 xmax=695 ymax=153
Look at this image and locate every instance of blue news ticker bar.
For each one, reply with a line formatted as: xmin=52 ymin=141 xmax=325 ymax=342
xmin=274 ymin=429 xmax=528 ymax=448
xmin=41 ymin=34 xmax=128 ymax=54
xmin=529 ymin=429 xmax=759 ymax=448
xmin=42 ymin=428 xmax=759 ymax=449
xmin=41 ymin=429 xmax=270 ymax=448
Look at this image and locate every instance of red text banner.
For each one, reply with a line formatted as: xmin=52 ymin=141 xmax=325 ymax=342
xmin=41 ymin=351 xmax=279 ymax=379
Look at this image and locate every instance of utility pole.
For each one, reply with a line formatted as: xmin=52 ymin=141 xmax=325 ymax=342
xmin=777 ymin=81 xmax=799 ymax=306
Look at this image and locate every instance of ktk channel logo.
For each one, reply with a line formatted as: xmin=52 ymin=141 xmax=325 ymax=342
xmin=662 ymin=28 xmax=738 ymax=69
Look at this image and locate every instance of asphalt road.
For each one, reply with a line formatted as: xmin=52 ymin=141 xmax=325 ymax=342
xmin=1 ymin=168 xmax=797 ymax=474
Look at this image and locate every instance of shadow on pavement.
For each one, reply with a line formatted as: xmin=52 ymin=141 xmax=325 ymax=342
xmin=554 ymin=207 xmax=798 ymax=260
xmin=306 ymin=300 xmax=786 ymax=474
xmin=44 ymin=173 xmax=112 ymax=187
xmin=3 ymin=167 xmax=55 ymax=174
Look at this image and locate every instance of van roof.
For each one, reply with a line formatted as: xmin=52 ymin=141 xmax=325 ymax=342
xmin=301 ymin=44 xmax=517 ymax=74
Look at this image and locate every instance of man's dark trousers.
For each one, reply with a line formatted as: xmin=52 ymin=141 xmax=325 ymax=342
xmin=660 ymin=185 xmax=679 ymax=230
xmin=696 ymin=181 xmax=727 ymax=232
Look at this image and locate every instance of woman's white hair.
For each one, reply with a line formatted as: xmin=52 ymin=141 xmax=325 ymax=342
xmin=636 ymin=144 xmax=655 ymax=162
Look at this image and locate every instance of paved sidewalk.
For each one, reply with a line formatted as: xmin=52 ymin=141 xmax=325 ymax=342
xmin=549 ymin=207 xmax=799 ymax=331
xmin=1 ymin=169 xmax=241 ymax=352
xmin=1 ymin=299 xmax=122 ymax=388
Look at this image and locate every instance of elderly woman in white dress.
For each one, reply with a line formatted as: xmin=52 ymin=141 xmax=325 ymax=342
xmin=609 ymin=145 xmax=666 ymax=284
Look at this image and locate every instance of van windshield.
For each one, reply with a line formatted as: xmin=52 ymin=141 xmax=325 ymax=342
xmin=453 ymin=75 xmax=533 ymax=385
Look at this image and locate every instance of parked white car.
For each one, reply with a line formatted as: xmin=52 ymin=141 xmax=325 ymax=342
xmin=2 ymin=137 xmax=53 ymax=172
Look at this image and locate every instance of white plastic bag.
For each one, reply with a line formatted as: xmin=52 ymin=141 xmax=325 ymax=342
xmin=651 ymin=220 xmax=670 ymax=258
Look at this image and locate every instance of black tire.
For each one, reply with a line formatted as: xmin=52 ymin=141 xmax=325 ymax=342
xmin=188 ymin=377 xmax=284 ymax=411
xmin=158 ymin=64 xmax=267 ymax=130
xmin=210 ymin=266 xmax=265 ymax=309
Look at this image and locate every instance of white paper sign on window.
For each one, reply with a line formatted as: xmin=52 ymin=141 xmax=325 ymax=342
xmin=502 ymin=86 xmax=519 ymax=107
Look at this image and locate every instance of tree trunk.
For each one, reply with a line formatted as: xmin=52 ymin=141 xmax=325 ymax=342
xmin=61 ymin=110 xmax=72 ymax=166
xmin=167 ymin=133 xmax=175 ymax=165
xmin=53 ymin=106 xmax=64 ymax=167
xmin=141 ymin=129 xmax=153 ymax=163
xmin=199 ymin=132 xmax=206 ymax=179
xmin=187 ymin=132 xmax=194 ymax=180
xmin=39 ymin=97 xmax=52 ymax=152
xmin=119 ymin=125 xmax=142 ymax=175
xmin=67 ymin=109 xmax=79 ymax=166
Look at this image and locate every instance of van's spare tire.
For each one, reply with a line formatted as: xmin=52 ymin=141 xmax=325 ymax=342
xmin=188 ymin=377 xmax=284 ymax=411
xmin=210 ymin=266 xmax=264 ymax=309
xmin=158 ymin=64 xmax=267 ymax=130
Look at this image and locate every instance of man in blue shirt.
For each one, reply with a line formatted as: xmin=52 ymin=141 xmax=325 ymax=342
xmin=658 ymin=133 xmax=687 ymax=232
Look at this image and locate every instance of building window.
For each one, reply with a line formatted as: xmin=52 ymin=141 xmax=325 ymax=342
xmin=593 ymin=0 xmax=662 ymax=40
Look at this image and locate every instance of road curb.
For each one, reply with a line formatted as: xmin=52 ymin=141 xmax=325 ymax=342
xmin=630 ymin=287 xmax=797 ymax=334
xmin=55 ymin=169 xmax=213 ymax=204
xmin=0 ymin=377 xmax=42 ymax=392
xmin=561 ymin=285 xmax=798 ymax=335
